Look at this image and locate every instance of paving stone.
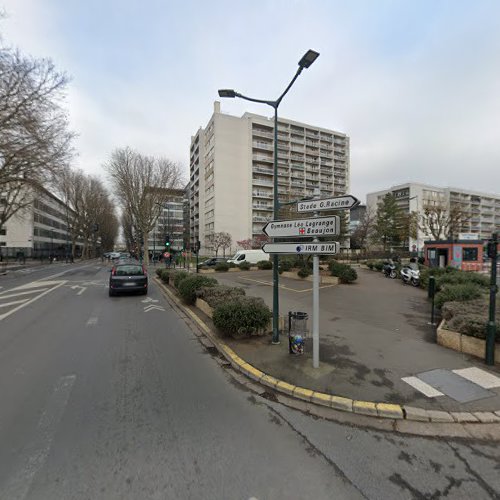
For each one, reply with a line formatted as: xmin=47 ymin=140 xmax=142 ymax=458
xmin=330 ymin=396 xmax=353 ymax=412
xmin=403 ymin=406 xmax=430 ymax=422
xmin=376 ymin=403 xmax=404 ymax=419
xmin=353 ymin=401 xmax=378 ymax=416
xmin=451 ymin=412 xmax=479 ymax=423
xmin=426 ymin=410 xmax=455 ymax=423
xmin=473 ymin=412 xmax=500 ymax=423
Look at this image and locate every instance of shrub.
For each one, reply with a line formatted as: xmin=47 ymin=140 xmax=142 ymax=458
xmin=196 ymin=285 xmax=246 ymax=308
xmin=177 ymin=275 xmax=218 ymax=304
xmin=159 ymin=269 xmax=171 ymax=284
xmin=257 ymin=260 xmax=272 ymax=270
xmin=173 ymin=270 xmax=189 ymax=289
xmin=213 ymin=296 xmax=272 ymax=338
xmin=297 ymin=267 xmax=311 ymax=278
xmin=238 ymin=261 xmax=251 ymax=270
xmin=155 ymin=268 xmax=164 ymax=278
xmin=437 ymin=271 xmax=490 ymax=290
xmin=367 ymin=262 xmax=374 ymax=270
xmin=279 ymin=259 xmax=293 ymax=272
xmin=373 ymin=261 xmax=384 ymax=271
xmin=434 ymin=283 xmax=484 ymax=309
xmin=228 ymin=261 xmax=236 ymax=268
xmin=215 ymin=262 xmax=229 ymax=272
xmin=338 ymin=266 xmax=358 ymax=284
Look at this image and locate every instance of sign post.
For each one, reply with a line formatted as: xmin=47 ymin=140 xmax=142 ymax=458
xmin=312 ymin=191 xmax=320 ymax=369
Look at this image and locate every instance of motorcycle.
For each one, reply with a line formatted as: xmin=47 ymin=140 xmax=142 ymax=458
xmin=382 ymin=260 xmax=397 ymax=279
xmin=400 ymin=264 xmax=420 ymax=287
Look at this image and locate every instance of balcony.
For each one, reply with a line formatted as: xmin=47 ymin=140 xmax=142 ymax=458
xmin=291 ymin=154 xmax=304 ymax=161
xmin=253 ymin=141 xmax=273 ymax=151
xmin=291 ymin=181 xmax=304 ymax=188
xmin=253 ymin=129 xmax=273 ymax=139
xmin=253 ymin=154 xmax=273 ymax=163
xmin=253 ymin=215 xmax=269 ymax=222
xmin=253 ymin=191 xmax=273 ymax=199
xmin=291 ymin=163 xmax=304 ymax=170
xmin=253 ymin=166 xmax=273 ymax=175
xmin=253 ymin=204 xmax=273 ymax=211
xmin=253 ymin=178 xmax=273 ymax=186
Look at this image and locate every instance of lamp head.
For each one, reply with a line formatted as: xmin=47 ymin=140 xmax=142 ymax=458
xmin=218 ymin=89 xmax=237 ymax=98
xmin=298 ymin=49 xmax=320 ymax=69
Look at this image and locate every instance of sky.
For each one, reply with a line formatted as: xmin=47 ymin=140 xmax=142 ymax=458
xmin=2 ymin=0 xmax=500 ymax=203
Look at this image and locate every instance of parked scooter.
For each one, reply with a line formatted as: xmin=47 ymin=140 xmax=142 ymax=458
xmin=400 ymin=262 xmax=420 ymax=287
xmin=382 ymin=259 xmax=398 ymax=279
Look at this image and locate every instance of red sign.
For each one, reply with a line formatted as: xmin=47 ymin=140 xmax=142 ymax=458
xmin=163 ymin=252 xmax=170 ymax=258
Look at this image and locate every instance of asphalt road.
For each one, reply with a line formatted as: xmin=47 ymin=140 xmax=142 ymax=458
xmin=0 ymin=262 xmax=499 ymax=499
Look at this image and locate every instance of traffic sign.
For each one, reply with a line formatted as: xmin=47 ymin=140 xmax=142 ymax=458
xmin=297 ymin=194 xmax=360 ymax=213
xmin=262 ymin=216 xmax=340 ymax=238
xmin=262 ymin=242 xmax=338 ymax=255
xmin=163 ymin=252 xmax=170 ymax=258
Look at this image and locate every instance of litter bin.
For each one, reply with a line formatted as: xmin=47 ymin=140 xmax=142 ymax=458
xmin=288 ymin=311 xmax=308 ymax=354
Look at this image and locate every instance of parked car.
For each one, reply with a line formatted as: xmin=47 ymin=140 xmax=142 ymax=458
xmin=109 ymin=262 xmax=148 ymax=296
xmin=199 ymin=257 xmax=227 ymax=268
xmin=108 ymin=252 xmax=121 ymax=260
xmin=227 ymin=249 xmax=269 ymax=265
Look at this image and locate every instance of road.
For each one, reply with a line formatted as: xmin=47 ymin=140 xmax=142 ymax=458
xmin=0 ymin=262 xmax=499 ymax=499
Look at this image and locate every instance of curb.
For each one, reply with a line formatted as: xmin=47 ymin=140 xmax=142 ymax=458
xmin=154 ymin=277 xmax=500 ymax=427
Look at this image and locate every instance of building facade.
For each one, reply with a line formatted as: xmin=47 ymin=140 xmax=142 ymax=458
xmin=189 ymin=101 xmax=350 ymax=254
xmin=366 ymin=182 xmax=500 ymax=252
xmin=0 ymin=185 xmax=82 ymax=259
xmin=148 ymin=188 xmax=189 ymax=259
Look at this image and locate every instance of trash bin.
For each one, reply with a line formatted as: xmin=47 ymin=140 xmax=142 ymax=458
xmin=288 ymin=311 xmax=308 ymax=355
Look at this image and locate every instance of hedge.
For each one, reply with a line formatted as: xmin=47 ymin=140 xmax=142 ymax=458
xmin=297 ymin=267 xmax=311 ymax=278
xmin=215 ymin=262 xmax=229 ymax=272
xmin=196 ymin=285 xmax=246 ymax=308
xmin=329 ymin=260 xmax=358 ymax=283
xmin=172 ymin=270 xmax=189 ymax=289
xmin=434 ymin=282 xmax=484 ymax=309
xmin=177 ymin=275 xmax=218 ymax=304
xmin=257 ymin=260 xmax=272 ymax=270
xmin=238 ymin=261 xmax=251 ymax=270
xmin=212 ymin=296 xmax=272 ymax=338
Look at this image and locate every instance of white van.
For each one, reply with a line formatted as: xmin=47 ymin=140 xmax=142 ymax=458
xmin=227 ymin=249 xmax=269 ymax=265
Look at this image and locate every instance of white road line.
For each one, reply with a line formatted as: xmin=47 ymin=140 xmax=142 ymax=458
xmin=453 ymin=367 xmax=500 ymax=389
xmin=34 ymin=263 xmax=96 ymax=282
xmin=0 ymin=374 xmax=76 ymax=500
xmin=13 ymin=281 xmax=63 ymax=290
xmin=86 ymin=316 xmax=98 ymax=326
xmin=402 ymin=376 xmax=444 ymax=398
xmin=0 ymin=299 xmax=30 ymax=309
xmin=0 ymin=281 xmax=66 ymax=321
xmin=0 ymin=289 xmax=49 ymax=300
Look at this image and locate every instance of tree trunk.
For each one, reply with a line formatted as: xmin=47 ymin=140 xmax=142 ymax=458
xmin=143 ymin=230 xmax=150 ymax=265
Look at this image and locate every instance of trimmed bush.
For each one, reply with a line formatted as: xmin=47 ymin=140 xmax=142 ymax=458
xmin=238 ymin=261 xmax=251 ymax=271
xmin=437 ymin=271 xmax=490 ymax=290
xmin=227 ymin=262 xmax=236 ymax=268
xmin=367 ymin=262 xmax=374 ymax=270
xmin=213 ymin=296 xmax=272 ymax=338
xmin=434 ymin=283 xmax=484 ymax=309
xmin=278 ymin=259 xmax=293 ymax=272
xmin=172 ymin=270 xmax=189 ymax=289
xmin=196 ymin=285 xmax=246 ymax=308
xmin=155 ymin=268 xmax=164 ymax=277
xmin=373 ymin=261 xmax=384 ymax=271
xmin=215 ymin=262 xmax=229 ymax=272
xmin=177 ymin=275 xmax=218 ymax=304
xmin=338 ymin=266 xmax=358 ymax=284
xmin=297 ymin=267 xmax=311 ymax=278
xmin=158 ymin=268 xmax=171 ymax=284
xmin=257 ymin=260 xmax=272 ymax=270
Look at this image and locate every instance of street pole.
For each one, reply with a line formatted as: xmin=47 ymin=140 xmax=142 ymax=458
xmin=312 ymin=189 xmax=320 ymax=368
xmin=485 ymin=232 xmax=498 ymax=365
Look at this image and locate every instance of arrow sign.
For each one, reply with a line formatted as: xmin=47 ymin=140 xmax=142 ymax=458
xmin=141 ymin=297 xmax=159 ymax=303
xmin=297 ymin=194 xmax=360 ymax=213
xmin=262 ymin=216 xmax=340 ymax=238
xmin=144 ymin=305 xmax=165 ymax=313
xmin=262 ymin=242 xmax=339 ymax=255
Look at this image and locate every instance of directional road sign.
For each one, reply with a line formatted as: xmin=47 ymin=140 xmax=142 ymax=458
xmin=297 ymin=194 xmax=360 ymax=213
xmin=262 ymin=216 xmax=340 ymax=238
xmin=262 ymin=242 xmax=338 ymax=255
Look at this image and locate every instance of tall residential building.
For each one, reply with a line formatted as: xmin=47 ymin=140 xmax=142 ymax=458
xmin=366 ymin=182 xmax=500 ymax=251
xmin=189 ymin=102 xmax=350 ymax=254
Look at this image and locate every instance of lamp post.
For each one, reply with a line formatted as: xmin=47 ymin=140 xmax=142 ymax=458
xmin=409 ymin=195 xmax=420 ymax=256
xmin=218 ymin=50 xmax=319 ymax=344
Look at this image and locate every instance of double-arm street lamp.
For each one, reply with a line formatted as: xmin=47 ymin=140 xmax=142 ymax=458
xmin=218 ymin=49 xmax=319 ymax=344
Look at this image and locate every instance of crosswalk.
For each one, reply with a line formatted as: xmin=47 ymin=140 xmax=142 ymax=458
xmin=403 ymin=367 xmax=500 ymax=403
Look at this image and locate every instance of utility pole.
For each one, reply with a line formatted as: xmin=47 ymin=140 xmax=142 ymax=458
xmin=485 ymin=232 xmax=498 ymax=365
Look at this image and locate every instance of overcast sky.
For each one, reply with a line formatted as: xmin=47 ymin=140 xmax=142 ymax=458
xmin=2 ymin=0 xmax=500 ymax=202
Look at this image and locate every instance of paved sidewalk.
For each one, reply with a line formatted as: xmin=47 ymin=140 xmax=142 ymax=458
xmin=214 ymin=268 xmax=500 ymax=415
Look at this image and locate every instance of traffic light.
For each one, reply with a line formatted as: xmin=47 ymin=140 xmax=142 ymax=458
xmin=193 ymin=240 xmax=201 ymax=254
xmin=487 ymin=241 xmax=497 ymax=259
xmin=165 ymin=235 xmax=170 ymax=247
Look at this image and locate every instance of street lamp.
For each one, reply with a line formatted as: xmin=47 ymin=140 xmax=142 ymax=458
xmin=218 ymin=49 xmax=319 ymax=344
xmin=409 ymin=195 xmax=420 ymax=255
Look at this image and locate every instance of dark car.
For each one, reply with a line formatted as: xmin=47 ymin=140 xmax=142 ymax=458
xmin=199 ymin=257 xmax=227 ymax=268
xmin=109 ymin=262 xmax=148 ymax=296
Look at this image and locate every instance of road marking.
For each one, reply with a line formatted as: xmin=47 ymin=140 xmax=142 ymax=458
xmin=34 ymin=263 xmax=96 ymax=281
xmin=13 ymin=280 xmax=63 ymax=290
xmin=402 ymin=376 xmax=444 ymax=398
xmin=0 ymin=374 xmax=76 ymax=500
xmin=453 ymin=367 xmax=500 ymax=389
xmin=144 ymin=305 xmax=165 ymax=312
xmin=0 ymin=299 xmax=30 ymax=309
xmin=86 ymin=316 xmax=98 ymax=326
xmin=0 ymin=281 xmax=66 ymax=321
xmin=0 ymin=289 xmax=49 ymax=300
xmin=70 ymin=285 xmax=86 ymax=295
xmin=142 ymin=297 xmax=159 ymax=303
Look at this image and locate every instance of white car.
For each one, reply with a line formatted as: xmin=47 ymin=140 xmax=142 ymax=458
xmin=109 ymin=252 xmax=121 ymax=259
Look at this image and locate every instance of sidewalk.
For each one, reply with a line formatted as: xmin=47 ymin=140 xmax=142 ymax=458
xmin=214 ymin=268 xmax=500 ymax=416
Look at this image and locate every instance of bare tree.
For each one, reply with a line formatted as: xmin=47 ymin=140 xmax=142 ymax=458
xmin=211 ymin=232 xmax=226 ymax=257
xmin=0 ymin=45 xmax=74 ymax=233
xmin=105 ymin=147 xmax=183 ymax=264
xmin=237 ymin=239 xmax=253 ymax=250
xmin=418 ymin=202 xmax=469 ymax=240
xmin=219 ymin=232 xmax=232 ymax=257
xmin=350 ymin=208 xmax=376 ymax=251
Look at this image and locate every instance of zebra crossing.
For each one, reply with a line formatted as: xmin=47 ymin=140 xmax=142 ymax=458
xmin=403 ymin=366 xmax=500 ymax=403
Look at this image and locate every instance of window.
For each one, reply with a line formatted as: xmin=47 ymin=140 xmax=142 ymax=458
xmin=462 ymin=248 xmax=478 ymax=261
xmin=0 ymin=228 xmax=5 ymax=235
xmin=237 ymin=254 xmax=245 ymax=261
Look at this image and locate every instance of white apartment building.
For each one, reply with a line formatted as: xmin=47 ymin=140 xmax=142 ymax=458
xmin=189 ymin=102 xmax=350 ymax=254
xmin=0 ymin=185 xmax=82 ymax=259
xmin=366 ymin=182 xmax=500 ymax=251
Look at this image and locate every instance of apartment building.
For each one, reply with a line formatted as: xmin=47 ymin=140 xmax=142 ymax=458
xmin=366 ymin=182 xmax=500 ymax=251
xmin=189 ymin=101 xmax=350 ymax=254
xmin=148 ymin=188 xmax=189 ymax=258
xmin=0 ymin=185 xmax=82 ymax=259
